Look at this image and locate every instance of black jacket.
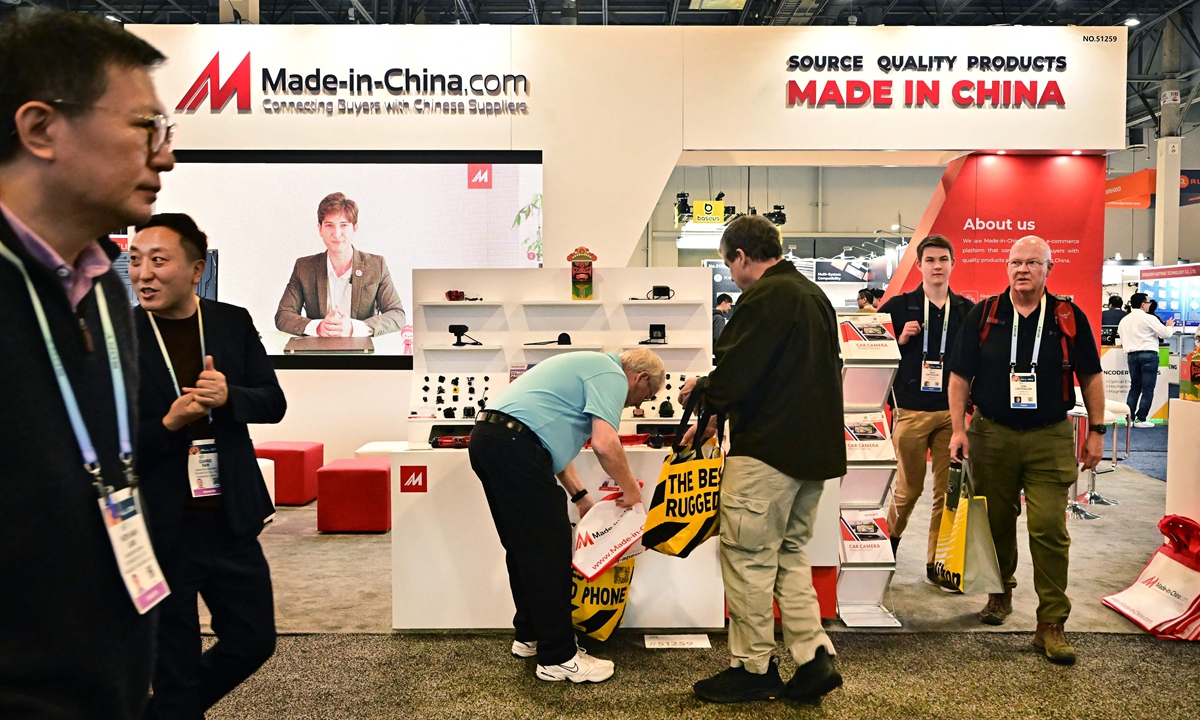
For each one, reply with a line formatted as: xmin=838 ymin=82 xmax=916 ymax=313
xmin=879 ymin=285 xmax=974 ymax=412
xmin=134 ymin=300 xmax=286 ymax=556
xmin=697 ymin=261 xmax=847 ymax=481
xmin=0 ymin=217 xmax=153 ymax=720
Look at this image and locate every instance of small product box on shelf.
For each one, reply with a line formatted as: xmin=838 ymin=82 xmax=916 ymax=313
xmin=838 ymin=313 xmax=901 ymax=362
xmin=843 ymin=412 xmax=895 ymax=462
xmin=839 ymin=509 xmax=893 ymax=565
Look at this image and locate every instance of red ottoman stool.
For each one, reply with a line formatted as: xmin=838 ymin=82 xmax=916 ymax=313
xmin=317 ymin=458 xmax=391 ymax=533
xmin=255 ymin=442 xmax=323 ymax=506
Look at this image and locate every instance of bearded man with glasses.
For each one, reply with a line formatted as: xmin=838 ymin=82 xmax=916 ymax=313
xmin=0 ymin=12 xmax=175 ymax=720
xmin=945 ymin=236 xmax=1105 ymax=666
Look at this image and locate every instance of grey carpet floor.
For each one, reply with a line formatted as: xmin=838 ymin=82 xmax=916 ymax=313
xmin=205 ymin=465 xmax=1167 ymax=635
xmin=206 ymin=632 xmax=1200 ymax=720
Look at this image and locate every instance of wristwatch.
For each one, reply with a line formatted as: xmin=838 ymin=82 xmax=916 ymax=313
xmin=571 ymin=488 xmax=589 ymax=504
xmin=1088 ymin=424 xmax=1107 ymax=435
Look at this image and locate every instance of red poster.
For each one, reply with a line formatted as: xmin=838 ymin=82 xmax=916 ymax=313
xmin=886 ymin=154 xmax=1106 ymax=342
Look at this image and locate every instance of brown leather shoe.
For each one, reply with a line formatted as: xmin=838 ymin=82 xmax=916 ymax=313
xmin=1034 ymin=621 xmax=1077 ymax=665
xmin=978 ymin=589 xmax=1013 ymax=626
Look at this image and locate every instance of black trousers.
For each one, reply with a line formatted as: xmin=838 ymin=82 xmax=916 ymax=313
xmin=146 ymin=512 xmax=276 ymax=719
xmin=468 ymin=422 xmax=576 ymax=666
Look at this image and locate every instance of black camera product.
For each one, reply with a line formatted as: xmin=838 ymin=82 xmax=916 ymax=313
xmin=638 ymin=324 xmax=667 ymax=345
xmin=443 ymin=407 xmax=457 ymax=418
xmin=525 ymin=332 xmax=572 ymax=346
xmin=449 ymin=325 xmax=482 ymax=347
xmin=658 ymin=399 xmax=675 ymax=418
xmin=647 ymin=434 xmax=665 ymax=449
xmin=463 ymin=407 xmax=476 ymax=419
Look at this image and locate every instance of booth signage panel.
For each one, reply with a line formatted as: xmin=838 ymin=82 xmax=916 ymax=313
xmin=682 ymin=26 xmax=1126 ymax=151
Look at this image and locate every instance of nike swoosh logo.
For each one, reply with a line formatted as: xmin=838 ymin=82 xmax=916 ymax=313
xmin=562 ymin=663 xmax=579 ymax=672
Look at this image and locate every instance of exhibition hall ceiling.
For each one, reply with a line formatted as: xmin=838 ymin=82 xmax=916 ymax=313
xmin=4 ymin=2 xmax=1195 ymax=130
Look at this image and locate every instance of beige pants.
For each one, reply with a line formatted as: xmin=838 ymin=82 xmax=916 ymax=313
xmin=720 ymin=456 xmax=835 ymax=674
xmin=886 ymin=408 xmax=954 ymax=565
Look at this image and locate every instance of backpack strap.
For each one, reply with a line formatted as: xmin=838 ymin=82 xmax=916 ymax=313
xmin=978 ymin=295 xmax=1002 ymax=344
xmin=1053 ymin=294 xmax=1078 ymax=403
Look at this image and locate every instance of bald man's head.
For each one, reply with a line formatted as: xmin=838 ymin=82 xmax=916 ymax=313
xmin=1007 ymin=235 xmax=1053 ymax=297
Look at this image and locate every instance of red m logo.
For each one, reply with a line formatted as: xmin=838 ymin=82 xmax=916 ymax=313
xmin=467 ymin=163 xmax=493 ymax=189
xmin=177 ymin=52 xmax=251 ymax=113
xmin=1141 ymin=576 xmax=1159 ymax=588
xmin=575 ymin=533 xmax=594 ymax=551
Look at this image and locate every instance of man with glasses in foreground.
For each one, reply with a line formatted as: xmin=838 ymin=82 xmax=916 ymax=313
xmin=0 ymin=12 xmax=174 ymax=719
xmin=947 ymin=236 xmax=1105 ymax=665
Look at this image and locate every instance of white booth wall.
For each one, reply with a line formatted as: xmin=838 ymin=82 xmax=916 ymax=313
xmin=132 ymin=25 xmax=1128 ymax=459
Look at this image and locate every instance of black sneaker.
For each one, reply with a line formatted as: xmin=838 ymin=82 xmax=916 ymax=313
xmin=785 ymin=647 xmax=843 ymax=704
xmin=693 ymin=658 xmax=784 ymax=703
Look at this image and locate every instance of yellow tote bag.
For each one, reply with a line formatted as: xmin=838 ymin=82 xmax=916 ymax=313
xmin=642 ymin=396 xmax=724 ymax=558
xmin=932 ymin=461 xmax=1004 ymax=595
xmin=571 ymin=557 xmax=635 ymax=641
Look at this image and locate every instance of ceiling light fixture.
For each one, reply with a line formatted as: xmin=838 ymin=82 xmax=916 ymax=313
xmin=1124 ymin=17 xmax=1140 ymax=26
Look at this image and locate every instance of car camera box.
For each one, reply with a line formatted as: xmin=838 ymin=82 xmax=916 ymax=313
xmin=838 ymin=313 xmax=900 ymax=362
xmin=839 ymin=509 xmax=894 ymax=565
xmin=843 ymin=412 xmax=895 ymax=462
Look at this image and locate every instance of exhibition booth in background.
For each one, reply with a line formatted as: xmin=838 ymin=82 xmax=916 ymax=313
xmin=130 ymin=24 xmax=1136 ymax=630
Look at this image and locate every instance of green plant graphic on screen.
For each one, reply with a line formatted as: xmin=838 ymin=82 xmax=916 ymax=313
xmin=513 ymin=193 xmax=542 ymax=264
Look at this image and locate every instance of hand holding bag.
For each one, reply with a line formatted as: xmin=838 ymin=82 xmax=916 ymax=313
xmin=642 ymin=391 xmax=725 ymax=558
xmin=932 ymin=460 xmax=1004 ymax=595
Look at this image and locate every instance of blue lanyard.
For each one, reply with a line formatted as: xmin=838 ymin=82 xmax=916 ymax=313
xmin=0 ymin=238 xmax=132 ymax=496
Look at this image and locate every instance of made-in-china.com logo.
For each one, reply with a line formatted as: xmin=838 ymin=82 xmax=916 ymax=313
xmin=177 ymin=52 xmax=251 ymax=113
xmin=400 ymin=466 xmax=427 ymax=493
xmin=1142 ymin=575 xmax=1160 ymax=587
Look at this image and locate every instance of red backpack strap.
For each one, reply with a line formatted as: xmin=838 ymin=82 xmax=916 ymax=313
xmin=978 ymin=295 xmax=1002 ymax=344
xmin=1053 ymin=295 xmax=1078 ymax=402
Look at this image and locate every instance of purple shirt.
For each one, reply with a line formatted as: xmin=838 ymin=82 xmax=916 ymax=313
xmin=1 ymin=202 xmax=112 ymax=310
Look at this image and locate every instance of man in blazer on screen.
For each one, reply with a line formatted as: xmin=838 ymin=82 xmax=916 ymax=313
xmin=274 ymin=192 xmax=406 ymax=337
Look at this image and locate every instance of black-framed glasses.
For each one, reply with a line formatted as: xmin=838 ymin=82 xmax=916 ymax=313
xmin=49 ymin=100 xmax=175 ymax=156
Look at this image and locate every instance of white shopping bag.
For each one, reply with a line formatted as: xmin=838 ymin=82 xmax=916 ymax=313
xmin=572 ymin=498 xmax=646 ymax=581
xmin=1102 ymin=549 xmax=1200 ymax=636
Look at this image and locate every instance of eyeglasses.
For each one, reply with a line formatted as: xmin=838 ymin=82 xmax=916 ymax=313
xmin=1007 ymin=260 xmax=1047 ymax=269
xmin=49 ymin=100 xmax=175 ymax=156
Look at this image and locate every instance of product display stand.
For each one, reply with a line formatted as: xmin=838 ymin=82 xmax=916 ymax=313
xmin=835 ymin=313 xmax=902 ymax=628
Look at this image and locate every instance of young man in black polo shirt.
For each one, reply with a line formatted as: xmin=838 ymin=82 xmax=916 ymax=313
xmin=947 ymin=236 xmax=1106 ymax=665
xmin=878 ymin=235 xmax=974 ymax=586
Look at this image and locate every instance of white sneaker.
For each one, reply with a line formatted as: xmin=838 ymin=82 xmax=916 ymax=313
xmin=511 ymin=640 xmax=538 ymax=658
xmin=1134 ymin=421 xmax=1155 ymax=429
xmin=535 ymin=651 xmax=614 ymax=683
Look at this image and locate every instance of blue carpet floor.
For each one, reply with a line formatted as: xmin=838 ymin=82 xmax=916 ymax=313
xmin=1119 ymin=423 xmax=1169 ymax=481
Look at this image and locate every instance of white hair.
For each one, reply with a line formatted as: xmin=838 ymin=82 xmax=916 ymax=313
xmin=619 ymin=349 xmax=666 ymax=394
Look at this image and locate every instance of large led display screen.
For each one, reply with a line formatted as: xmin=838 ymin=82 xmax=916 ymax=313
xmin=155 ymin=151 xmax=542 ymax=364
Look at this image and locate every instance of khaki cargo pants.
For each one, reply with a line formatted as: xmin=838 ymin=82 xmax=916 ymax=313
xmin=720 ymin=456 xmax=835 ymax=674
xmin=967 ymin=415 xmax=1078 ymax=623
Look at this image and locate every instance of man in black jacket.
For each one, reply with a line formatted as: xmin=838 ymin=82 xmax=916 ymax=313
xmin=681 ymin=216 xmax=846 ymax=705
xmin=129 ymin=214 xmax=286 ymax=718
xmin=0 ymin=13 xmax=174 ymax=719
xmin=878 ymin=235 xmax=974 ymax=586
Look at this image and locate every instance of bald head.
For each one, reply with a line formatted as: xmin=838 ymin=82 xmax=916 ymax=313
xmin=1007 ymin=235 xmax=1053 ymax=298
xmin=1009 ymin=236 xmax=1052 ymax=263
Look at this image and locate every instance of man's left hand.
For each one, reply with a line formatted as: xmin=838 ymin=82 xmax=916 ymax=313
xmin=678 ymin=377 xmax=699 ymax=407
xmin=185 ymin=355 xmax=229 ymax=409
xmin=1081 ymin=431 xmax=1105 ymax=470
xmin=576 ymin=494 xmax=596 ymax=518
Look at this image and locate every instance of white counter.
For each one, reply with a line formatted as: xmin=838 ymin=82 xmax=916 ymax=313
xmin=381 ymin=444 xmax=839 ymax=631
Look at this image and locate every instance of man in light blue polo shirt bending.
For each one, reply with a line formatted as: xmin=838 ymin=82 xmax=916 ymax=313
xmin=469 ymin=349 xmax=664 ymax=684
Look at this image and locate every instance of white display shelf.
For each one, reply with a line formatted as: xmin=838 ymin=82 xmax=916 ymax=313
xmin=419 ymin=345 xmax=504 ymax=351
xmin=521 ymin=344 xmax=605 ymax=353
xmin=417 ymin=301 xmax=503 ymax=307
xmin=620 ymin=344 xmax=707 ymax=350
xmin=522 ymin=300 xmax=604 ymax=306
xmin=621 ymin=300 xmax=706 ymax=306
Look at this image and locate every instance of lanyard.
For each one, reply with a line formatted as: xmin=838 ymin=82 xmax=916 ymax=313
xmin=147 ymin=297 xmax=205 ymax=398
xmin=922 ymin=292 xmax=952 ymax=361
xmin=1009 ymin=292 xmax=1046 ymax=372
xmin=0 ymin=238 xmax=132 ymax=495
